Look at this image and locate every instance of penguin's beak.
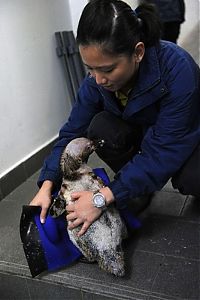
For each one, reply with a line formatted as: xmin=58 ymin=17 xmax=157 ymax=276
xmin=92 ymin=139 xmax=105 ymax=150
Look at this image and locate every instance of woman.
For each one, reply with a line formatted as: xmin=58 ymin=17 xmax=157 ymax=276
xmin=30 ymin=0 xmax=200 ymax=236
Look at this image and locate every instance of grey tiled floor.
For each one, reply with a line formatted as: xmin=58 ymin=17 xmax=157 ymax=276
xmin=0 ymin=153 xmax=199 ymax=300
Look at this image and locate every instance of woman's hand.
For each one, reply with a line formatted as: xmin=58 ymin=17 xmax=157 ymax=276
xmin=66 ymin=187 xmax=115 ymax=236
xmin=66 ymin=191 xmax=102 ymax=237
xmin=29 ymin=180 xmax=53 ymax=223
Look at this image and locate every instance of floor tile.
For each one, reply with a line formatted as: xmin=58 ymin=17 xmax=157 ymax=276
xmin=135 ymin=215 xmax=178 ymax=255
xmin=149 ymin=296 xmax=176 ymax=300
xmin=27 ymin=170 xmax=41 ymax=183
xmin=89 ymin=153 xmax=115 ymax=180
xmin=162 ymin=180 xmax=178 ymax=193
xmin=52 ymin=248 xmax=162 ymax=299
xmin=3 ymin=179 xmax=39 ymax=205
xmin=27 ymin=278 xmax=82 ymax=300
xmin=125 ymin=250 xmax=164 ymax=290
xmin=148 ymin=191 xmax=186 ymax=216
xmin=167 ymin=218 xmax=200 ymax=260
xmin=0 ymin=272 xmax=30 ymax=300
xmin=0 ymin=199 xmax=27 ymax=265
xmin=152 ymin=256 xmax=200 ymax=300
xmin=82 ymin=291 xmax=122 ymax=300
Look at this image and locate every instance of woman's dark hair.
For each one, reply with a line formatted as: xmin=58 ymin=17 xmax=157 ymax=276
xmin=76 ymin=0 xmax=161 ymax=56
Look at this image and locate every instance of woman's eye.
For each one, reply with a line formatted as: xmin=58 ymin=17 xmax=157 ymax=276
xmin=87 ymin=67 xmax=114 ymax=73
xmin=103 ymin=68 xmax=114 ymax=73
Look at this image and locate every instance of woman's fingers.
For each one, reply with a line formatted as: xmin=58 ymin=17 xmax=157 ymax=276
xmin=68 ymin=219 xmax=91 ymax=237
xmin=40 ymin=206 xmax=49 ymax=224
xmin=77 ymin=222 xmax=90 ymax=236
xmin=68 ymin=218 xmax=83 ymax=229
xmin=66 ymin=212 xmax=76 ymax=221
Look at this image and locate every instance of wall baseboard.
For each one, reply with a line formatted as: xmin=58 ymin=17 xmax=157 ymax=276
xmin=0 ymin=139 xmax=56 ymax=201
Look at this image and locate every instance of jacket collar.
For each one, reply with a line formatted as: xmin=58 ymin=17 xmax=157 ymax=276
xmin=123 ymin=44 xmax=169 ymax=114
xmin=132 ymin=45 xmax=161 ymax=97
xmin=86 ymin=44 xmax=168 ymax=113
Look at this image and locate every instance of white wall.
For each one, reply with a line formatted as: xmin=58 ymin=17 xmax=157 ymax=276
xmin=179 ymin=0 xmax=199 ymax=64
xmin=68 ymin=0 xmax=88 ymax=35
xmin=0 ymin=0 xmax=73 ymax=178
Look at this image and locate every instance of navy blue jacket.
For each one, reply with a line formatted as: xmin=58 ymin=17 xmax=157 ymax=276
xmin=38 ymin=41 xmax=200 ymax=209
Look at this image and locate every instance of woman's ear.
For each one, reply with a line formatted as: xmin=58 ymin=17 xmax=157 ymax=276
xmin=134 ymin=42 xmax=145 ymax=63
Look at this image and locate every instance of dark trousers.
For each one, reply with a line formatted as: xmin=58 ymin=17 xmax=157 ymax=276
xmin=172 ymin=144 xmax=200 ymax=197
xmin=87 ymin=111 xmax=200 ymax=198
xmin=87 ymin=111 xmax=142 ymax=173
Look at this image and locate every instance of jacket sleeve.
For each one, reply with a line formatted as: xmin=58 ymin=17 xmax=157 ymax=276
xmin=109 ymin=57 xmax=200 ymax=209
xmin=38 ymin=80 xmax=103 ymax=189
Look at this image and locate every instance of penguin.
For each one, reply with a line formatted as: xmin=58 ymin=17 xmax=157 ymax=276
xmin=49 ymin=137 xmax=127 ymax=276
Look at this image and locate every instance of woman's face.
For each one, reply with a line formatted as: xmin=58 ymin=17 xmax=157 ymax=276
xmin=79 ymin=44 xmax=144 ymax=92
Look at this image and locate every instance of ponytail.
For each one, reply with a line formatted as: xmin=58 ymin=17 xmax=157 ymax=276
xmin=135 ymin=2 xmax=161 ymax=47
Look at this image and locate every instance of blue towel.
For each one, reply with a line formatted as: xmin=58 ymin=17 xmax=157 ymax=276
xmin=20 ymin=168 xmax=141 ymax=277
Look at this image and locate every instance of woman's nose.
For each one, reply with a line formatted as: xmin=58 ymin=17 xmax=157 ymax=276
xmin=92 ymin=71 xmax=107 ymax=85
